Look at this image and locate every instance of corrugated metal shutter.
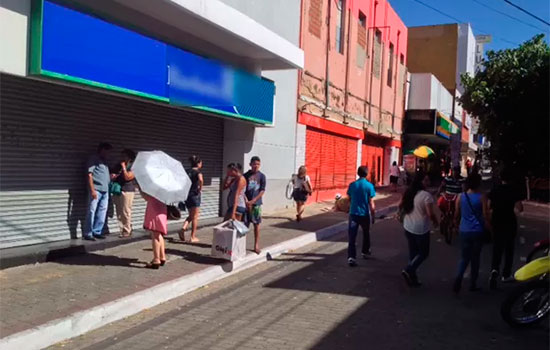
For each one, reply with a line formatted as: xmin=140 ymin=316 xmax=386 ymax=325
xmin=0 ymin=74 xmax=223 ymax=248
xmin=306 ymin=127 xmax=357 ymax=198
xmin=362 ymin=144 xmax=384 ymax=185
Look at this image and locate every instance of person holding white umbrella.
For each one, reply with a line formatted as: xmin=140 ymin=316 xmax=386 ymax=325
xmin=133 ymin=151 xmax=192 ymax=269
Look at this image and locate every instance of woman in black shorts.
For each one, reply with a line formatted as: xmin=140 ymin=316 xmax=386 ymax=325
xmin=180 ymin=155 xmax=203 ymax=243
xmin=292 ymin=166 xmax=312 ymax=221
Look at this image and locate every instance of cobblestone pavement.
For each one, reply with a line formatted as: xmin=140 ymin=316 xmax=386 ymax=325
xmin=0 ymin=192 xmax=399 ymax=338
xmin=48 ymin=209 xmax=548 ymax=350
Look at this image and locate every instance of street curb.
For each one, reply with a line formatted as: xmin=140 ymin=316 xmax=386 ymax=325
xmin=0 ymin=204 xmax=398 ymax=350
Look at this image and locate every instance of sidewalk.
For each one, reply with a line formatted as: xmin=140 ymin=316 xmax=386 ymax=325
xmin=0 ymin=191 xmax=400 ymax=349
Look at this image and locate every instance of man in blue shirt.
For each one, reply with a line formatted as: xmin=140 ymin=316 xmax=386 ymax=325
xmin=84 ymin=142 xmax=112 ymax=241
xmin=346 ymin=166 xmax=376 ymax=266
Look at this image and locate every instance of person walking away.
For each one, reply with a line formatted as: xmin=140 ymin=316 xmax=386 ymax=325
xmin=488 ymin=168 xmax=524 ymax=289
xmin=453 ymin=173 xmax=492 ymax=293
xmin=390 ymin=161 xmax=400 ymax=192
xmin=141 ymin=192 xmax=167 ymax=269
xmin=84 ymin=142 xmax=112 ymax=241
xmin=112 ymin=149 xmax=136 ymax=238
xmin=346 ymin=166 xmax=376 ymax=267
xmin=437 ymin=165 xmax=465 ymax=239
xmin=223 ymin=163 xmax=247 ymax=222
xmin=292 ymin=166 xmax=312 ymax=221
xmin=244 ymin=156 xmax=266 ymax=254
xmin=180 ymin=155 xmax=204 ymax=243
xmin=400 ymin=172 xmax=439 ymax=287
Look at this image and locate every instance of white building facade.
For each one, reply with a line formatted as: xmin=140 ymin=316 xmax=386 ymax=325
xmin=0 ymin=0 xmax=303 ymax=248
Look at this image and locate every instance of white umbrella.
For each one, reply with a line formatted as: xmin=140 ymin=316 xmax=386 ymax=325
xmin=133 ymin=151 xmax=191 ymax=205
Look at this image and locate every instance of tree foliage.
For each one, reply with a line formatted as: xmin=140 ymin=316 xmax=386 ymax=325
xmin=460 ymin=34 xmax=549 ymax=177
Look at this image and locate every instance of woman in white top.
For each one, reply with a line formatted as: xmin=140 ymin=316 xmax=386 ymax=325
xmin=390 ymin=161 xmax=400 ymax=192
xmin=292 ymin=166 xmax=312 ymax=222
xmin=399 ymin=172 xmax=439 ymax=287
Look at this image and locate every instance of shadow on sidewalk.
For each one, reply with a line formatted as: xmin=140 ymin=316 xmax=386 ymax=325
xmin=55 ymin=253 xmax=143 ymax=268
xmin=163 ymin=248 xmax=226 ymax=266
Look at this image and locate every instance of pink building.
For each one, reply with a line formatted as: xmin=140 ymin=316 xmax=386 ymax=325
xmin=297 ymin=0 xmax=408 ymax=201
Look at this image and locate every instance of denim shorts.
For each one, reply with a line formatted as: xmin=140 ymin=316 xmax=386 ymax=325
xmin=185 ymin=194 xmax=201 ymax=208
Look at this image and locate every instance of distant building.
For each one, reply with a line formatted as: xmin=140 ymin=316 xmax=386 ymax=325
xmin=406 ymin=23 xmax=478 ymax=172
xmin=475 ymin=34 xmax=492 ymax=72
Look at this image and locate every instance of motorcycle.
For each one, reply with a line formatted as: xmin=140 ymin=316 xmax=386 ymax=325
xmin=527 ymin=239 xmax=550 ymax=263
xmin=501 ymin=256 xmax=550 ymax=328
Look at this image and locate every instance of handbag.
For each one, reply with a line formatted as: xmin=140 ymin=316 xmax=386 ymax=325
xmin=167 ymin=205 xmax=181 ymax=220
xmin=109 ymin=181 xmax=122 ymax=196
xmin=463 ymin=192 xmax=492 ymax=244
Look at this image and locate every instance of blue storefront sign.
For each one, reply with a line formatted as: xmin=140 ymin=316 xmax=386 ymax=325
xmin=29 ymin=0 xmax=274 ymax=125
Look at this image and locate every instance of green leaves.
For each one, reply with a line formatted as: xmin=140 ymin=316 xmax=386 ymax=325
xmin=459 ymin=34 xmax=549 ymax=177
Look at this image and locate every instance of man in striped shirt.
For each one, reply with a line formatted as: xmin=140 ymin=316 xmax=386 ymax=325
xmin=437 ymin=166 xmax=465 ymax=213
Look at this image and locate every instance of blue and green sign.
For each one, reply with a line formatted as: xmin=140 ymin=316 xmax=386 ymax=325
xmin=29 ymin=0 xmax=275 ymax=125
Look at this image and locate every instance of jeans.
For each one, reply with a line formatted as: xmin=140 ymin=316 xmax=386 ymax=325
xmin=404 ymin=230 xmax=430 ymax=276
xmin=348 ymin=215 xmax=370 ymax=259
xmin=455 ymin=232 xmax=484 ymax=287
xmin=84 ymin=190 xmax=109 ymax=237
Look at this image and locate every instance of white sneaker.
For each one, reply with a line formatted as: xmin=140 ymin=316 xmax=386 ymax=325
xmin=501 ymin=276 xmax=515 ymax=283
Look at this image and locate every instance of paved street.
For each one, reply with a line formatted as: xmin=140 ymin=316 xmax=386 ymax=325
xmin=49 ymin=208 xmax=549 ymax=350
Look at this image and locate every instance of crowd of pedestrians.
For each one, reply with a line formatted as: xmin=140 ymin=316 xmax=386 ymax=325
xmin=391 ymin=166 xmax=524 ymax=292
xmin=86 ymin=142 xmax=525 ymax=282
xmin=84 ymin=143 xmax=278 ymax=267
xmin=341 ymin=161 xmax=524 ymax=293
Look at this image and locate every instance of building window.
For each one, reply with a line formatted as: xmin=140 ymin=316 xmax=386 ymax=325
xmin=308 ymin=0 xmax=323 ymax=39
xmin=373 ymin=30 xmax=382 ymax=78
xmin=357 ymin=11 xmax=367 ymax=48
xmin=335 ymin=0 xmax=345 ymax=54
xmin=387 ymin=43 xmax=394 ymax=87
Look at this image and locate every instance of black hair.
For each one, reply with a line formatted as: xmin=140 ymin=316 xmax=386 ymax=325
xmin=392 ymin=161 xmax=397 ymax=166
xmin=357 ymin=166 xmax=368 ymax=178
xmin=97 ymin=142 xmax=112 ymax=152
xmin=250 ymin=156 xmax=261 ymax=164
xmin=466 ymin=173 xmax=482 ymax=190
xmin=227 ymin=163 xmax=243 ymax=172
xmin=121 ymin=149 xmax=136 ymax=161
xmin=400 ymin=172 xmax=427 ymax=214
xmin=189 ymin=155 xmax=202 ymax=167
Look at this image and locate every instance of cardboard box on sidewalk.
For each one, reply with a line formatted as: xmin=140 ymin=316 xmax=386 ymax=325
xmin=211 ymin=221 xmax=247 ymax=261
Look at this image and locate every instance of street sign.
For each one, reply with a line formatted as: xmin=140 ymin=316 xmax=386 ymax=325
xmin=475 ymin=35 xmax=492 ymax=44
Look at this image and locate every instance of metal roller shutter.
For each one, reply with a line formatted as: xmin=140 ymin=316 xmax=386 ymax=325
xmin=305 ymin=127 xmax=357 ymax=201
xmin=0 ymin=74 xmax=224 ymax=248
xmin=362 ymin=144 xmax=384 ymax=186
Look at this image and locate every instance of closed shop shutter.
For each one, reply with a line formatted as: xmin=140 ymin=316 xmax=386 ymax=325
xmin=0 ymin=74 xmax=224 ymax=248
xmin=362 ymin=144 xmax=384 ymax=185
xmin=306 ymin=127 xmax=357 ymax=200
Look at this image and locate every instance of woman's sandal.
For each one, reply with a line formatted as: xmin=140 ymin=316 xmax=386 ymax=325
xmin=145 ymin=261 xmax=161 ymax=269
xmin=160 ymin=260 xmax=166 ymax=266
xmin=178 ymin=229 xmax=186 ymax=242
